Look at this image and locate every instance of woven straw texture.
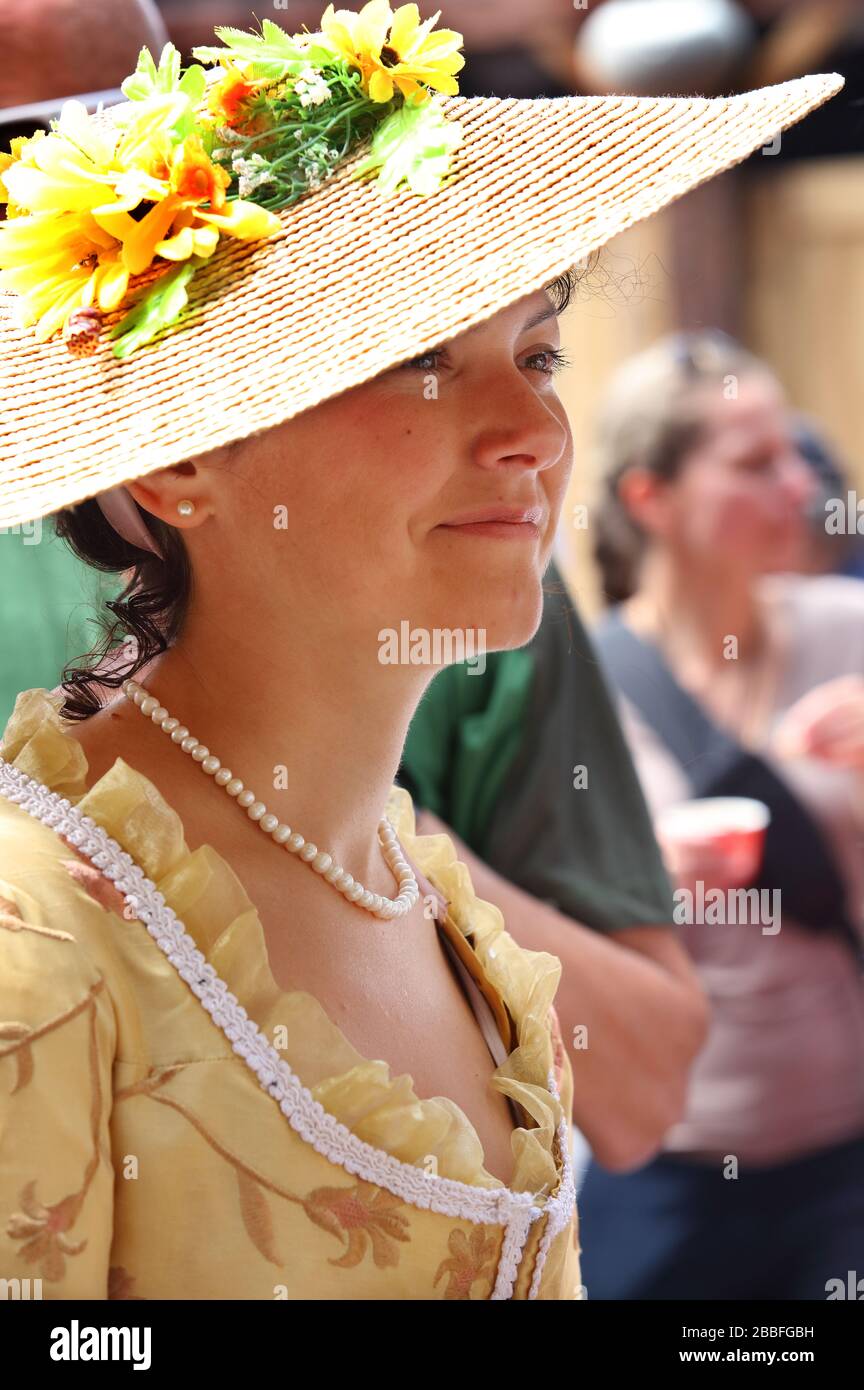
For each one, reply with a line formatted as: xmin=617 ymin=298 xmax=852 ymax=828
xmin=0 ymin=74 xmax=844 ymax=529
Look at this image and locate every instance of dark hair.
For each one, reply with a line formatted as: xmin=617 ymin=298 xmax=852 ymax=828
xmin=53 ymin=503 xmax=193 ymax=721
xmin=53 ymin=264 xmax=590 ymax=721
xmin=591 ymin=329 xmax=773 ymax=605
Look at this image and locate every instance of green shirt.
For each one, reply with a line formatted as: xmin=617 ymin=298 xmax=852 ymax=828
xmin=398 ymin=562 xmax=674 ymax=934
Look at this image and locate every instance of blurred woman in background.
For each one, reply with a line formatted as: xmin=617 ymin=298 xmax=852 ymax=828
xmin=580 ymin=330 xmax=864 ymax=1300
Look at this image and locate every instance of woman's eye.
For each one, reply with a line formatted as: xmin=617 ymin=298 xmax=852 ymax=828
xmin=738 ymin=453 xmax=775 ymax=475
xmin=402 ymin=346 xmax=572 ymax=376
xmin=526 ymin=347 xmax=572 ymax=376
xmin=404 ymin=349 xmax=443 ymax=371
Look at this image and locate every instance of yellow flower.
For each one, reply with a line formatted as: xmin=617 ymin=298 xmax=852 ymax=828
xmin=0 ymin=152 xmax=14 ymax=205
xmin=0 ymin=101 xmax=279 ymax=342
xmin=319 ymin=1 xmax=464 ymax=104
xmin=0 ymin=134 xmax=45 ymax=215
xmin=0 ymin=210 xmax=130 ymax=340
xmin=0 ymin=99 xmax=181 ymax=216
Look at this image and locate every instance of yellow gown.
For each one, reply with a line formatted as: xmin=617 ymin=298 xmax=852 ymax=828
xmin=0 ymin=688 xmax=582 ymax=1300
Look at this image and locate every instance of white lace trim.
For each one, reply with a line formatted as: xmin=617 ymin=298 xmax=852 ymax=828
xmin=0 ymin=759 xmax=576 ymax=1300
xmin=527 ymin=1068 xmax=577 ymax=1299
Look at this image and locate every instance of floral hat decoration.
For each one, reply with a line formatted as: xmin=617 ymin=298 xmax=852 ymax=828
xmin=0 ymin=1 xmax=844 ymax=530
xmin=0 ymin=4 xmax=466 ymax=357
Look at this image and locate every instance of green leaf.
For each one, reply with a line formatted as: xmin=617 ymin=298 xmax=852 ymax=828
xmin=157 ymin=43 xmax=181 ymax=92
xmin=120 ymin=47 xmax=158 ymax=102
xmin=352 ymin=99 xmax=463 ymax=197
xmin=302 ymin=43 xmax=343 ymax=67
xmin=193 ymin=17 xmax=345 ymax=87
xmin=260 ymin=18 xmax=309 ymax=57
xmin=121 ymin=42 xmax=206 ymax=104
xmin=109 ymin=259 xmax=202 ymax=359
xmin=178 ymin=66 xmax=207 ymax=102
xmin=214 ymin=23 xmax=306 ymax=64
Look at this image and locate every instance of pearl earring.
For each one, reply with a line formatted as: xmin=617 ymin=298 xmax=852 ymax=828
xmin=177 ymin=499 xmax=195 ymax=517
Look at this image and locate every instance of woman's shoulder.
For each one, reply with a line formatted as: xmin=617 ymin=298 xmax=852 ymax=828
xmin=0 ymin=687 xmax=146 ymax=1020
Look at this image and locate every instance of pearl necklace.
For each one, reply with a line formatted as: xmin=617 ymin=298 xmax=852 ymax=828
xmin=120 ymin=679 xmax=420 ymax=920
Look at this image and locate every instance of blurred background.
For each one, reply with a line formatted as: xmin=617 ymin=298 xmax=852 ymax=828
xmin=2 ymin=0 xmax=864 ymax=714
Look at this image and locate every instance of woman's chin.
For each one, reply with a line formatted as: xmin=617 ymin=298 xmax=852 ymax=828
xmin=435 ymin=590 xmax=544 ymax=654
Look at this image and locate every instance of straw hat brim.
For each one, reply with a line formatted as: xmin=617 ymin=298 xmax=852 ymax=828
xmin=0 ymin=73 xmax=844 ymax=529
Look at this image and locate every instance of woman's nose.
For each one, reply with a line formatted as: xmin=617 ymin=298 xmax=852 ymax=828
xmin=471 ymin=383 xmax=569 ymax=474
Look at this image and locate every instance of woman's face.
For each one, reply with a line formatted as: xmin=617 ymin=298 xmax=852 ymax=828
xmin=649 ymin=373 xmax=816 ymax=578
xmin=197 ymin=286 xmax=573 ymax=660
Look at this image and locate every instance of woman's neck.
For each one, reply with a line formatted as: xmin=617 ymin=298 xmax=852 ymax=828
xmin=627 ymin=550 xmax=764 ymax=670
xmin=100 ymin=607 xmax=435 ymax=900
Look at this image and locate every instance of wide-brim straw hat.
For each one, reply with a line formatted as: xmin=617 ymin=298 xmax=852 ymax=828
xmin=0 ymin=70 xmax=844 ymax=530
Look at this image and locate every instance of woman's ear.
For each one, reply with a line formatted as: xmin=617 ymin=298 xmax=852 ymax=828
xmin=126 ymin=462 xmax=208 ymax=530
xmin=616 ymin=466 xmax=671 ymax=539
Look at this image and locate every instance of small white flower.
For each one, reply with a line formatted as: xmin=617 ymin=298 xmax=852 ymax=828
xmin=231 ymin=153 xmax=272 ymax=198
xmin=231 ymin=152 xmax=267 ymax=172
xmin=239 ymin=169 xmax=273 ymax=197
xmin=294 ymin=66 xmax=332 ymax=109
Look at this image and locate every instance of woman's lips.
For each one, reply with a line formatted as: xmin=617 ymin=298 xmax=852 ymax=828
xmin=436 ymin=506 xmax=545 ymax=540
xmin=437 ymin=519 xmax=541 ymax=539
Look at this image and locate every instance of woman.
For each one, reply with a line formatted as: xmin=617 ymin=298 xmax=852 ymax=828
xmin=581 ymin=329 xmax=864 ymax=1300
xmin=0 ymin=6 xmax=841 ymax=1299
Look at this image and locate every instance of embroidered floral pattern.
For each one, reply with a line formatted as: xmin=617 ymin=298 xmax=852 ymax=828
xmin=434 ymin=1225 xmax=499 ymax=1299
xmin=59 ymin=846 xmax=134 ymax=919
xmin=115 ymin=1071 xmax=411 ymax=1273
xmin=0 ymin=892 xmax=72 ymax=941
xmin=302 ymin=1182 xmax=411 ymax=1269
xmin=6 ymin=1182 xmax=89 ymax=1281
xmin=108 ymin=1265 xmax=145 ymax=1299
xmin=2 ymin=980 xmax=106 ymax=1281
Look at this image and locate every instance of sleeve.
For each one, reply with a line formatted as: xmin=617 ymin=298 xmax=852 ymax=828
xmin=399 ymin=649 xmax=533 ymax=848
xmin=0 ymin=878 xmax=117 ymax=1299
xmin=481 ymin=582 xmax=678 ymax=934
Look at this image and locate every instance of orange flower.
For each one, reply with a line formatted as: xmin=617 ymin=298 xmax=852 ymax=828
xmin=167 ymin=135 xmax=230 ymax=214
xmin=169 ymin=135 xmax=230 ymax=213
xmin=207 ymin=61 xmax=257 ymax=129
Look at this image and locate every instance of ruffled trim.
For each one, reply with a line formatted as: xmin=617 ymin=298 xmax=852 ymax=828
xmin=386 ymin=785 xmax=565 ymax=1194
xmin=0 ymin=687 xmax=565 ymax=1197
